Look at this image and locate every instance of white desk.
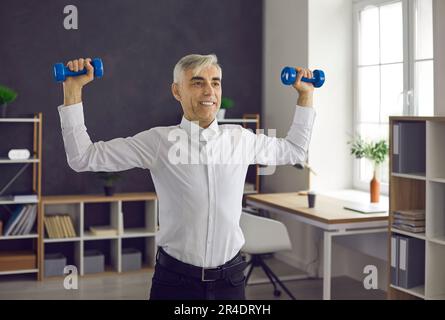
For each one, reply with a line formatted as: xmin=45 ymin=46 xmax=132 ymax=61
xmin=245 ymin=192 xmax=389 ymax=300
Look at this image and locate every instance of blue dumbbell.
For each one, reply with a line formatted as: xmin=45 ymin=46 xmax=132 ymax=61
xmin=281 ymin=67 xmax=325 ymax=88
xmin=53 ymin=58 xmax=104 ymax=82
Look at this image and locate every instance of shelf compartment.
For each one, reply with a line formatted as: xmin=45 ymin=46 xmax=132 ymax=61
xmin=84 ymin=202 xmax=119 ymax=237
xmin=0 ymin=240 xmax=37 ymax=273
xmin=426 ymin=181 xmax=445 ymax=239
xmin=425 ymin=241 xmax=445 ymax=299
xmin=122 ymin=236 xmax=156 ymax=269
xmin=43 ymin=203 xmax=81 ymax=240
xmin=390 ymin=176 xmax=425 ymax=213
xmin=427 ymin=121 xmax=445 ymax=180
xmin=44 ymin=241 xmax=81 ymax=277
xmin=83 ymin=239 xmax=118 ymax=274
xmin=122 ymin=200 xmax=157 ymax=234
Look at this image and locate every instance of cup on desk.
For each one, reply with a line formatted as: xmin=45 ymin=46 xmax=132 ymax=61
xmin=307 ymin=191 xmax=316 ymax=208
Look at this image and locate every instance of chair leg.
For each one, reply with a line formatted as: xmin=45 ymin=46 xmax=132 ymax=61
xmin=259 ymin=262 xmax=281 ymax=296
xmin=245 ymin=259 xmax=255 ymax=283
xmin=259 ymin=258 xmax=296 ymax=300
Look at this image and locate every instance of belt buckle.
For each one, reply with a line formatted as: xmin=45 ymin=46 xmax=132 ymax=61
xmin=201 ymin=267 xmax=217 ymax=282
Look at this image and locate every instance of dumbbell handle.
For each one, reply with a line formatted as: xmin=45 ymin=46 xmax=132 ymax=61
xmin=281 ymin=67 xmax=325 ymax=88
xmin=63 ymin=68 xmax=89 ymax=77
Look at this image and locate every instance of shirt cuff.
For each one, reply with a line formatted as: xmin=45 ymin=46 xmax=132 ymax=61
xmin=58 ymin=102 xmax=85 ymax=128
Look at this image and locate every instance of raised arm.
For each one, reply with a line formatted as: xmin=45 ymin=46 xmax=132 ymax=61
xmin=245 ymin=67 xmax=316 ymax=166
xmin=58 ymin=58 xmax=160 ymax=172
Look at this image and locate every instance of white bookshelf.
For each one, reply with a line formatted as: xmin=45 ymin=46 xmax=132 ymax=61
xmin=0 ymin=234 xmax=39 ymax=241
xmin=40 ymin=193 xmax=158 ymax=278
xmin=389 ymin=117 xmax=445 ymax=300
xmin=0 ymin=269 xmax=39 ymax=276
xmin=390 ymin=228 xmax=426 ymax=241
xmin=0 ymin=157 xmax=40 ymax=164
xmin=0 ymin=117 xmax=40 ymax=123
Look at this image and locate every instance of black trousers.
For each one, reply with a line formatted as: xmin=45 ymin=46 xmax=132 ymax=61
xmin=149 ymin=249 xmax=247 ymax=300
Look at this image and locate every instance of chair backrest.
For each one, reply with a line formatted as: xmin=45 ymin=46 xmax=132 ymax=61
xmin=240 ymin=211 xmax=292 ymax=255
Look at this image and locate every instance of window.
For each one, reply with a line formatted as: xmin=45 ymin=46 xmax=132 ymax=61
xmin=353 ymin=0 xmax=434 ymax=193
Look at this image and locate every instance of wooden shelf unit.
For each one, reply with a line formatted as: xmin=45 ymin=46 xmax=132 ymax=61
xmin=0 ymin=114 xmax=42 ymax=279
xmin=40 ymin=192 xmax=158 ymax=279
xmin=389 ymin=116 xmax=445 ymax=300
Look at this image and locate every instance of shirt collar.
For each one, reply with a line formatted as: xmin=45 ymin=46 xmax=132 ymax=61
xmin=179 ymin=116 xmax=220 ymax=141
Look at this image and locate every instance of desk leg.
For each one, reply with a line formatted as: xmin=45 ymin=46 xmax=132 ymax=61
xmin=323 ymin=231 xmax=332 ymax=300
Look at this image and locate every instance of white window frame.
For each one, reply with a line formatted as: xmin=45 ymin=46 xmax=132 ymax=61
xmin=352 ymin=0 xmax=433 ymax=194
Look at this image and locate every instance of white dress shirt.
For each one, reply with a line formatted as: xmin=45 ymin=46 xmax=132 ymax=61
xmin=58 ymin=103 xmax=315 ymax=268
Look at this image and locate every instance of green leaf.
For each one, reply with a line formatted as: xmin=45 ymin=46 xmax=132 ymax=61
xmin=0 ymin=85 xmax=18 ymax=104
xmin=348 ymin=135 xmax=388 ymax=166
xmin=220 ymin=97 xmax=234 ymax=109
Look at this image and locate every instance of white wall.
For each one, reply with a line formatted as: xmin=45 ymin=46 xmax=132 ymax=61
xmin=262 ymin=0 xmax=317 ymax=275
xmin=307 ymin=0 xmax=353 ymax=192
xmin=262 ymin=0 xmax=310 ymax=194
xmin=434 ymin=0 xmax=445 ymax=116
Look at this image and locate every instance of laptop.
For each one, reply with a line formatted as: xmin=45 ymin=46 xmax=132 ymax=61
xmin=344 ymin=202 xmax=388 ymax=214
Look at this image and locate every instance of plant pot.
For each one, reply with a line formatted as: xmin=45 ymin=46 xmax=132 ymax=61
xmin=216 ymin=109 xmax=226 ymax=120
xmin=1 ymin=103 xmax=7 ymax=118
xmin=370 ymin=171 xmax=380 ymax=203
xmin=104 ymin=186 xmax=115 ymax=196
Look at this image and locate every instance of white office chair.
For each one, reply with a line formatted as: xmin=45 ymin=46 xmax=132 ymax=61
xmin=240 ymin=210 xmax=296 ymax=299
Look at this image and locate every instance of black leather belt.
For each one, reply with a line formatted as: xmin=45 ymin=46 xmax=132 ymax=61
xmin=156 ymin=247 xmax=247 ymax=282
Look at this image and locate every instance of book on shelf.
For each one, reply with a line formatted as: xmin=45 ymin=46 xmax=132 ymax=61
xmin=393 ymin=219 xmax=425 ymax=227
xmin=393 ymin=223 xmax=425 ymax=233
xmin=392 ymin=122 xmax=426 ymax=174
xmin=6 ymin=205 xmax=29 ymax=236
xmin=13 ymin=193 xmax=38 ymax=202
xmin=0 ymin=194 xmax=38 ymax=203
xmin=89 ymin=225 xmax=118 ymax=236
xmin=2 ymin=204 xmax=37 ymax=236
xmin=391 ymin=234 xmax=425 ymax=288
xmin=392 ymin=209 xmax=425 ymax=233
xmin=392 ymin=209 xmax=425 ymax=220
xmin=19 ymin=205 xmax=36 ymax=235
xmin=44 ymin=214 xmax=77 ymax=239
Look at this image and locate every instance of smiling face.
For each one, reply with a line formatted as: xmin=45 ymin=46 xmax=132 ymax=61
xmin=171 ymin=65 xmax=222 ymax=128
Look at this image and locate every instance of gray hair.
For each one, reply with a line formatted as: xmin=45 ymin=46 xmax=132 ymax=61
xmin=173 ymin=54 xmax=222 ymax=83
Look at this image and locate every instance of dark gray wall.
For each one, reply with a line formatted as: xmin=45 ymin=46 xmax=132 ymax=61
xmin=0 ymin=0 xmax=263 ymax=195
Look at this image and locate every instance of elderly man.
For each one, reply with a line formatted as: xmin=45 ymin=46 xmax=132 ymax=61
xmin=58 ymin=54 xmax=315 ymax=300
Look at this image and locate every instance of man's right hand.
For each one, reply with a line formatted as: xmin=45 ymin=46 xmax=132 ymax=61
xmin=63 ymin=58 xmax=94 ymax=106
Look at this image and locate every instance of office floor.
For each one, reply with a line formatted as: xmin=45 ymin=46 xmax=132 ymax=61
xmin=0 ymin=258 xmax=386 ymax=300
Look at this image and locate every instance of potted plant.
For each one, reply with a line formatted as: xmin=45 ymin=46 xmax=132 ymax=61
xmin=95 ymin=172 xmax=122 ymax=196
xmin=217 ymin=97 xmax=234 ymax=120
xmin=349 ymin=135 xmax=389 ymax=203
xmin=0 ymin=85 xmax=18 ymax=118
